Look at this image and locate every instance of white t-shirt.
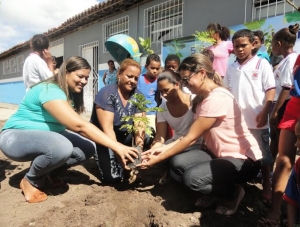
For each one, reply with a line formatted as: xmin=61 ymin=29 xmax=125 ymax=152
xmin=23 ymin=53 xmax=53 ymax=91
xmin=157 ymin=99 xmax=202 ymax=145
xmin=273 ymin=52 xmax=298 ymax=101
xmin=224 ymin=56 xmax=275 ymax=129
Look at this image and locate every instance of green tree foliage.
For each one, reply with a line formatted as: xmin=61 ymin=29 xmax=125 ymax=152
xmin=193 ymin=30 xmax=216 ymax=52
xmin=120 ymin=93 xmax=164 ymax=137
xmin=139 ymin=37 xmax=154 ymax=55
xmin=244 ymin=19 xmax=266 ymax=30
xmin=167 ymin=39 xmax=186 ymax=58
xmin=262 ymin=25 xmax=275 ymax=55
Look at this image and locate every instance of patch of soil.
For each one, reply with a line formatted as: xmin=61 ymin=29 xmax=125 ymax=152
xmin=0 ymin=119 xmax=274 ymax=227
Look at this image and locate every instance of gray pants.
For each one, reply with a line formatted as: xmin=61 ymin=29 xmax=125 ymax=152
xmin=0 ymin=129 xmax=95 ymax=188
xmin=170 ymin=149 xmax=261 ymax=198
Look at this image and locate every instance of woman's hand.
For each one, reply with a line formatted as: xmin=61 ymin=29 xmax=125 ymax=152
xmin=142 ymin=146 xmax=166 ymax=157
xmin=137 ymin=147 xmax=166 ymax=169
xmin=137 ymin=153 xmax=161 ymax=169
xmin=114 ymin=145 xmax=139 ymax=170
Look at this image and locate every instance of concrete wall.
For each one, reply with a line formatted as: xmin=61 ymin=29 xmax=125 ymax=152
xmin=0 ymin=81 xmax=25 ymax=104
xmin=0 ymin=0 xmax=254 ymax=104
xmin=182 ymin=0 xmax=252 ymax=36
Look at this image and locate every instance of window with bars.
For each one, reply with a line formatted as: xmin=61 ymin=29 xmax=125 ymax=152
xmin=253 ymin=0 xmax=300 ymax=20
xmin=102 ymin=15 xmax=129 ymax=53
xmin=144 ymin=0 xmax=183 ymax=46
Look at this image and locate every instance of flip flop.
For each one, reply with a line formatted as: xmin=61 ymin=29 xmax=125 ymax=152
xmin=215 ymin=185 xmax=245 ymax=216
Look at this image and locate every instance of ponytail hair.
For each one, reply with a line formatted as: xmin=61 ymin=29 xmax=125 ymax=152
xmin=179 ymin=54 xmax=223 ymax=112
xmin=206 ymin=23 xmax=230 ymax=41
xmin=273 ymin=23 xmax=299 ymax=48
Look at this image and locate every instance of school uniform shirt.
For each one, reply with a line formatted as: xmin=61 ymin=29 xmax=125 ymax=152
xmin=224 ymin=55 xmax=275 ymax=129
xmin=274 ymin=52 xmax=298 ymax=101
xmin=257 ymin=50 xmax=270 ymax=62
xmin=137 ymin=74 xmax=158 ymax=115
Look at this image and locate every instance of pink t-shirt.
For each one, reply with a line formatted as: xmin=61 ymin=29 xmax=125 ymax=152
xmin=208 ymin=41 xmax=233 ymax=77
xmin=195 ymin=87 xmax=262 ymax=161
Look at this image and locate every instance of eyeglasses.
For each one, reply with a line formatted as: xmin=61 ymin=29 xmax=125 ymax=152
xmin=181 ymin=71 xmax=198 ymax=85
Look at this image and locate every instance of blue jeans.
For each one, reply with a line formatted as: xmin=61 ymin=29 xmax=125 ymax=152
xmin=170 ymin=149 xmax=261 ymax=198
xmin=0 ymin=129 xmax=95 ymax=188
xmin=249 ymin=128 xmax=272 ymax=165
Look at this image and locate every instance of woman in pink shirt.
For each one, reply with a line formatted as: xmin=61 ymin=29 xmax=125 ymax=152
xmin=139 ymin=54 xmax=262 ymax=216
xmin=206 ymin=23 xmax=233 ymax=78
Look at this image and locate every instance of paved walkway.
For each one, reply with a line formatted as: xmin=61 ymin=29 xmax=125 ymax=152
xmin=0 ymin=102 xmax=91 ymax=121
xmin=0 ymin=103 xmax=17 ymax=120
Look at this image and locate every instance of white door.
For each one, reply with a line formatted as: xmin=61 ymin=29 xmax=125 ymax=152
xmin=81 ymin=47 xmax=94 ymax=112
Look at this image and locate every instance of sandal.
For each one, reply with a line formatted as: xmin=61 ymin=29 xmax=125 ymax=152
xmin=215 ymin=185 xmax=245 ymax=216
xmin=257 ymin=217 xmax=280 ymax=227
xmin=195 ymin=195 xmax=217 ymax=208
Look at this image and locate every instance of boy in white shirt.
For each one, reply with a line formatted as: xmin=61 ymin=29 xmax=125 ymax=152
xmin=224 ymin=29 xmax=275 ymax=204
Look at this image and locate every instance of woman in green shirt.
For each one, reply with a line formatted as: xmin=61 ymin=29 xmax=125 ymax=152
xmin=0 ymin=56 xmax=139 ymax=203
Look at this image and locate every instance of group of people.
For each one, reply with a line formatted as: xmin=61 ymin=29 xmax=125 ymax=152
xmin=0 ymin=21 xmax=300 ymax=226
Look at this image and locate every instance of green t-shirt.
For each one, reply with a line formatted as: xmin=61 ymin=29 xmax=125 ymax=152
xmin=3 ymin=83 xmax=67 ymax=132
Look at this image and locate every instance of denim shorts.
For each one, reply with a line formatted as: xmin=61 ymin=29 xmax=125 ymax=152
xmin=249 ymin=128 xmax=273 ymax=165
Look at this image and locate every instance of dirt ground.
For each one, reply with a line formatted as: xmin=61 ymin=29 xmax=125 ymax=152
xmin=0 ymin=118 xmax=281 ymax=227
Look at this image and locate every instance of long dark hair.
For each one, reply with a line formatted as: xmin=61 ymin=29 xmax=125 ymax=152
xmin=207 ymin=23 xmax=230 ymax=41
xmin=45 ymin=56 xmax=91 ymax=114
xmin=273 ymin=23 xmax=299 ymax=48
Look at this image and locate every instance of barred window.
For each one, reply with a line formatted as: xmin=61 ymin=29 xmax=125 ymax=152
xmin=253 ymin=0 xmax=300 ymax=20
xmin=102 ymin=15 xmax=129 ymax=53
xmin=144 ymin=0 xmax=183 ymax=46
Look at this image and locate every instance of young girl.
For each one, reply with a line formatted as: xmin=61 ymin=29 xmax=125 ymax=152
xmin=138 ymin=54 xmax=161 ymax=131
xmin=206 ymin=23 xmax=233 ymax=78
xmin=261 ymin=23 xmax=300 ymax=227
xmin=150 ymin=69 xmax=202 ymax=184
xmin=269 ymin=26 xmax=298 ymax=171
xmin=102 ymin=60 xmax=117 ymax=85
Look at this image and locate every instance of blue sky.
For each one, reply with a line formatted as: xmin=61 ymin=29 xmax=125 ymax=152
xmin=0 ymin=0 xmax=104 ymax=53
